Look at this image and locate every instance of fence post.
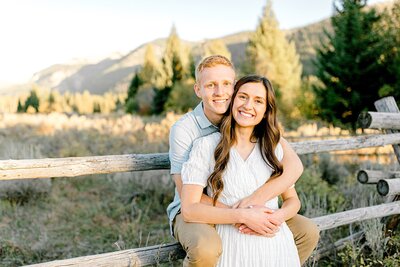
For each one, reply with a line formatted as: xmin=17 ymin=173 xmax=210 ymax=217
xmin=374 ymin=96 xmax=400 ymax=231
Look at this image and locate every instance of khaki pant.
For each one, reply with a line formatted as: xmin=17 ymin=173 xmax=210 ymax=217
xmin=173 ymin=213 xmax=319 ymax=267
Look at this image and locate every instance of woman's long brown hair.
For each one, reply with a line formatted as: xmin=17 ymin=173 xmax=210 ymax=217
xmin=208 ymin=75 xmax=283 ymax=206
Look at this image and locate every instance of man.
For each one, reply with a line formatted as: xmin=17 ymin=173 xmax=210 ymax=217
xmin=167 ymin=55 xmax=319 ymax=266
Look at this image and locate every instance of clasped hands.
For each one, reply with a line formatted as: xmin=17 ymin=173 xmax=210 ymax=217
xmin=232 ymin=195 xmax=285 ymax=237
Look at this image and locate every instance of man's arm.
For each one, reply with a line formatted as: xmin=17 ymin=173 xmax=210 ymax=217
xmin=169 ymin=124 xmax=229 ymax=208
xmin=173 ymin=174 xmax=229 ymax=208
xmin=181 ymin=184 xmax=280 ymax=236
xmin=234 ymin=137 xmax=303 ymax=208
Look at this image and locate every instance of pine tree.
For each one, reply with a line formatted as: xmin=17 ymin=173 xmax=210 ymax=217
xmin=93 ymin=102 xmax=101 ymax=113
xmin=17 ymin=99 xmax=24 ymax=113
xmin=127 ymin=72 xmax=142 ymax=100
xmin=188 ymin=52 xmax=196 ymax=80
xmin=203 ymin=39 xmax=231 ymax=60
xmin=125 ymin=71 xmax=142 ymax=114
xmin=161 ymin=26 xmax=185 ymax=87
xmin=46 ymin=91 xmax=56 ymax=113
xmin=379 ymin=1 xmax=400 ymax=103
xmin=314 ymin=0 xmax=384 ymax=130
xmin=153 ymin=26 xmax=189 ymax=114
xmin=245 ymin=0 xmax=302 ymax=123
xmin=24 ymin=90 xmax=40 ymax=112
xmin=140 ymin=44 xmax=164 ymax=88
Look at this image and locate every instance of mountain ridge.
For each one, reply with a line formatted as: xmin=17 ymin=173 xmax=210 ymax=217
xmin=1 ymin=1 xmax=392 ymax=96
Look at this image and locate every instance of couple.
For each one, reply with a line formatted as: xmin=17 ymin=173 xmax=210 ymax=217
xmin=167 ymin=55 xmax=319 ymax=266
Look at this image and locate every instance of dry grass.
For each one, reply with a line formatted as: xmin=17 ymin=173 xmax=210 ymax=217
xmin=0 ymin=113 xmax=398 ymax=266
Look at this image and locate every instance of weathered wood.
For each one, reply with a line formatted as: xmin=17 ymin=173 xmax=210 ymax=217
xmin=0 ymin=153 xmax=170 ymax=181
xmin=377 ymin=179 xmax=400 ymax=196
xmin=312 ymin=201 xmax=400 ymax=231
xmin=291 ymin=133 xmax=400 ymax=155
xmin=3 ymin=133 xmax=400 ymax=181
xmin=358 ymin=112 xmax=400 ymax=130
xmin=24 ymin=201 xmax=400 ymax=267
xmin=25 ymin=242 xmax=185 ymax=267
xmin=357 ymin=170 xmax=400 ymax=184
xmin=374 ymin=96 xmax=400 ymax=164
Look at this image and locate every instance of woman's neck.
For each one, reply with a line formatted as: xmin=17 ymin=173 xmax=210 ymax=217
xmin=234 ymin=126 xmax=254 ymax=146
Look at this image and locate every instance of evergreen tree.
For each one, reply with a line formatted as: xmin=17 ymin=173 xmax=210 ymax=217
xmin=127 ymin=72 xmax=142 ymax=100
xmin=17 ymin=99 xmax=24 ymax=113
xmin=164 ymin=81 xmax=199 ymax=113
xmin=188 ymin=52 xmax=196 ymax=80
xmin=125 ymin=72 xmax=142 ymax=114
xmin=203 ymin=39 xmax=231 ymax=60
xmin=152 ymin=86 xmax=172 ymax=114
xmin=24 ymin=90 xmax=40 ymax=112
xmin=379 ymin=1 xmax=400 ymax=103
xmin=161 ymin=26 xmax=185 ymax=87
xmin=245 ymin=1 xmax=302 ymax=123
xmin=314 ymin=0 xmax=384 ymax=130
xmin=93 ymin=102 xmax=101 ymax=113
xmin=114 ymin=98 xmax=124 ymax=112
xmin=140 ymin=44 xmax=164 ymax=88
xmin=153 ymin=26 xmax=189 ymax=114
xmin=46 ymin=91 xmax=56 ymax=113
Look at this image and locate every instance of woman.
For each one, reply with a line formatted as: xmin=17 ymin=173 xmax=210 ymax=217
xmin=180 ymin=75 xmax=301 ymax=266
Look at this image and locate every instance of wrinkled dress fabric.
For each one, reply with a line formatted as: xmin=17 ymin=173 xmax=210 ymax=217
xmin=182 ymin=132 xmax=300 ymax=267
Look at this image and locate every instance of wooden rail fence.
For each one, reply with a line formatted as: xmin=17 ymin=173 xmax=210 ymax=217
xmin=0 ymin=97 xmax=399 ymax=266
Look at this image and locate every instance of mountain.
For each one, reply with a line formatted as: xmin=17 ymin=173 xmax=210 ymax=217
xmin=5 ymin=1 xmax=393 ymax=96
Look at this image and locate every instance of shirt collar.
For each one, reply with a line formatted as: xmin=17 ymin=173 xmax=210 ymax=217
xmin=193 ymin=102 xmax=217 ymax=129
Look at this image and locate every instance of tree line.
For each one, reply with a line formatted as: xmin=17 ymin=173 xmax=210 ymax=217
xmin=14 ymin=88 xmax=125 ymax=114
xmin=124 ymin=0 xmax=399 ymax=130
xmin=12 ymin=0 xmax=400 ymax=131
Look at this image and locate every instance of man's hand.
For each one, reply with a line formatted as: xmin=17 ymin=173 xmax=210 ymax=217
xmin=237 ymin=224 xmax=276 ymax=237
xmin=232 ymin=193 xmax=264 ymax=209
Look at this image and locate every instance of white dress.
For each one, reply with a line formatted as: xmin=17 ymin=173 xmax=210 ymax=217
xmin=182 ymin=132 xmax=300 ymax=267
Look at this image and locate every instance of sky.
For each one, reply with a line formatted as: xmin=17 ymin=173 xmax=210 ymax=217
xmin=0 ymin=0 xmax=389 ymax=85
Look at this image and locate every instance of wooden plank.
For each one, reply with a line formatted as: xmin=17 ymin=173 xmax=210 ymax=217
xmin=358 ymin=112 xmax=400 ymax=130
xmin=0 ymin=153 xmax=170 ymax=181
xmin=2 ymin=133 xmax=400 ymax=181
xmin=357 ymin=170 xmax=400 ymax=184
xmin=25 ymin=243 xmax=185 ymax=267
xmin=377 ymin=179 xmax=400 ymax=196
xmin=312 ymin=201 xmax=400 ymax=231
xmin=25 ymin=201 xmax=400 ymax=267
xmin=291 ymin=133 xmax=400 ymax=155
xmin=374 ymin=96 xmax=400 ymax=203
xmin=374 ymin=96 xmax=400 ymax=164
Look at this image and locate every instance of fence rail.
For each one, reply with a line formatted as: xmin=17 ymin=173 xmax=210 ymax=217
xmin=4 ymin=96 xmax=400 ymax=266
xmin=26 ymin=201 xmax=400 ymax=267
xmin=2 ymin=133 xmax=400 ymax=181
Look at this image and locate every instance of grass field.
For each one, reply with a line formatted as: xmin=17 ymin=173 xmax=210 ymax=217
xmin=0 ymin=113 xmax=398 ymax=266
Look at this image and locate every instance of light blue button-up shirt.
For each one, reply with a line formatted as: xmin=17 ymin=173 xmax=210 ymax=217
xmin=167 ymin=102 xmax=219 ymax=235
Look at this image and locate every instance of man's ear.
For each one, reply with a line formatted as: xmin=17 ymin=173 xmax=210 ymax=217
xmin=194 ymin=83 xmax=202 ymax=98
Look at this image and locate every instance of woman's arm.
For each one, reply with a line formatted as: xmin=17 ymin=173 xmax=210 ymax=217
xmin=273 ymin=187 xmax=301 ymax=222
xmin=181 ymin=184 xmax=281 ymax=236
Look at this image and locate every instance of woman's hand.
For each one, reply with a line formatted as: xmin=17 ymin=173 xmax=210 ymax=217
xmin=237 ymin=206 xmax=282 ymax=236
